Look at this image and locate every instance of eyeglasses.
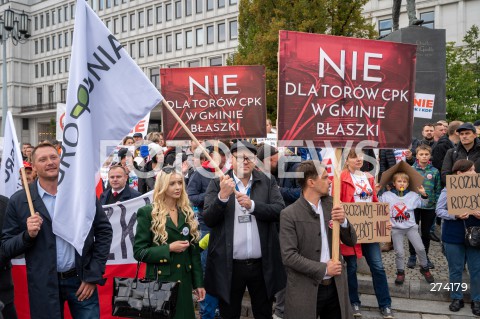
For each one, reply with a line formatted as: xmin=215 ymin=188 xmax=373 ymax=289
xmin=162 ymin=166 xmax=176 ymax=173
xmin=234 ymin=155 xmax=256 ymax=163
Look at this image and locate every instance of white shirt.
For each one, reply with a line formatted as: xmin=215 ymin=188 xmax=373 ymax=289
xmin=350 ymin=172 xmax=374 ymax=203
xmin=218 ymin=173 xmax=261 ymax=259
xmin=307 ymin=199 xmax=348 ymax=279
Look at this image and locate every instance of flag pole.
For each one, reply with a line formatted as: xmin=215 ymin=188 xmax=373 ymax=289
xmin=332 ymin=148 xmax=342 ymax=262
xmin=20 ymin=167 xmax=36 ymax=217
xmin=161 ymin=99 xmax=223 ymax=175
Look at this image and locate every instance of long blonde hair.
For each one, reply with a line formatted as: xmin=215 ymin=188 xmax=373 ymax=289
xmin=150 ymin=169 xmax=201 ymax=245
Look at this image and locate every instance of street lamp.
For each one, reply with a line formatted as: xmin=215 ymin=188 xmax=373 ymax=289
xmin=0 ymin=8 xmax=31 ymax=136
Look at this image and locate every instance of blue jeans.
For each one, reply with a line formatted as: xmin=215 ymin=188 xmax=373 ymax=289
xmin=200 ymin=230 xmax=219 ymax=319
xmin=344 ymin=255 xmax=360 ymax=305
xmin=444 ymin=242 xmax=480 ymax=301
xmin=58 ymin=275 xmax=99 ymax=319
xmin=361 ymin=243 xmax=391 ymax=308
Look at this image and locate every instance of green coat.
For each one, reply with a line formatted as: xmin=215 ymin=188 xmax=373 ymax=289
xmin=134 ymin=205 xmax=203 ymax=319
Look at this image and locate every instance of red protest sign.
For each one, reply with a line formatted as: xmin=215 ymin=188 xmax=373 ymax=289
xmin=161 ymin=66 xmax=266 ymax=140
xmin=277 ymin=31 xmax=417 ymax=148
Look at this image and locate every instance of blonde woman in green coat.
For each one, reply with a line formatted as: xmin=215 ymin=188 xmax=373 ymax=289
xmin=134 ymin=166 xmax=205 ymax=319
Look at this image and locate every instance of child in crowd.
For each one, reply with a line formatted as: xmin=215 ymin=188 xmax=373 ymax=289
xmin=379 ymin=172 xmax=435 ymax=285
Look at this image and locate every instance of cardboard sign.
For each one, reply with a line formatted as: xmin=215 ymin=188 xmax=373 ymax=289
xmin=446 ymin=174 xmax=480 ymax=215
xmin=378 ymin=160 xmax=425 ymax=191
xmin=161 ymin=66 xmax=266 ymax=140
xmin=413 ymin=92 xmax=435 ymax=119
xmin=342 ymin=202 xmax=391 ymax=243
xmin=277 ymin=31 xmax=417 ymax=148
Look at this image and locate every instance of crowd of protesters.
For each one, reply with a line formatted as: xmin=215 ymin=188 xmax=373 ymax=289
xmin=1 ymin=119 xmax=480 ymax=319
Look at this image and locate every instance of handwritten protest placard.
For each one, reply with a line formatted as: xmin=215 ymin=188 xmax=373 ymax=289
xmin=446 ymin=174 xmax=480 ymax=215
xmin=342 ymin=202 xmax=390 ymax=243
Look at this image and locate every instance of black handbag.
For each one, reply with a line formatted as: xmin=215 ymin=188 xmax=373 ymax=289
xmin=465 ymin=225 xmax=480 ymax=248
xmin=112 ymin=250 xmax=180 ymax=319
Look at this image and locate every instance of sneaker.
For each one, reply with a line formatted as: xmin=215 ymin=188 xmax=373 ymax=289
xmin=352 ymin=303 xmax=362 ymax=317
xmin=420 ymin=267 xmax=435 ymax=283
xmin=380 ymin=306 xmax=394 ymax=319
xmin=395 ymin=270 xmax=405 ymax=285
xmin=407 ymin=255 xmax=416 ymax=269
xmin=427 ymin=257 xmax=435 ymax=269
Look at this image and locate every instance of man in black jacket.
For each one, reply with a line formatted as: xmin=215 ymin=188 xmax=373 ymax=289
xmin=0 ymin=195 xmax=16 ymax=319
xmin=100 ymin=165 xmax=141 ymax=205
xmin=1 ymin=143 xmax=112 ymax=319
xmin=203 ymin=141 xmax=286 ymax=319
xmin=411 ymin=124 xmax=435 ymax=157
xmin=431 ymin=121 xmax=462 ymax=174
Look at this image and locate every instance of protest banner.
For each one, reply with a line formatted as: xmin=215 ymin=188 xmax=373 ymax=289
xmin=277 ymin=31 xmax=417 ymax=149
xmin=0 ymin=111 xmax=24 ymax=197
xmin=446 ymin=174 xmax=480 ymax=215
xmin=413 ymin=92 xmax=435 ymax=119
xmin=12 ymin=192 xmax=153 ymax=319
xmin=161 ymin=66 xmax=266 ymax=140
xmin=342 ymin=202 xmax=391 ymax=243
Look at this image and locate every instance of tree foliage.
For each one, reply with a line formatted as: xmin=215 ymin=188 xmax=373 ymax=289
xmin=446 ymin=25 xmax=480 ymax=122
xmin=229 ymin=0 xmax=377 ymax=120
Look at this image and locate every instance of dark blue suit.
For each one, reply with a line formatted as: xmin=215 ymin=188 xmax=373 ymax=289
xmin=99 ymin=185 xmax=142 ymax=205
xmin=1 ymin=182 xmax=112 ymax=319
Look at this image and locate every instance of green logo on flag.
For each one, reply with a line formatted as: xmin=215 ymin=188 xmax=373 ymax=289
xmin=70 ymin=84 xmax=91 ymax=119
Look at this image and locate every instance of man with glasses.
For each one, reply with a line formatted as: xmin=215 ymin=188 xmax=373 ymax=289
xmin=203 ymin=141 xmax=286 ymax=319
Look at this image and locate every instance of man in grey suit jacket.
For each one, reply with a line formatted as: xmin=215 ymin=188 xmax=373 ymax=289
xmin=279 ymin=160 xmax=357 ymax=319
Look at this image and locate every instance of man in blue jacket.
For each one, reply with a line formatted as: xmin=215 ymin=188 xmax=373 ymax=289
xmin=1 ymin=143 xmax=112 ymax=319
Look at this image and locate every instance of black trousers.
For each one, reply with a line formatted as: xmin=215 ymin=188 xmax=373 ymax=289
xmin=219 ymin=259 xmax=272 ymax=319
xmin=316 ymin=281 xmax=341 ymax=319
xmin=408 ymin=208 xmax=436 ymax=256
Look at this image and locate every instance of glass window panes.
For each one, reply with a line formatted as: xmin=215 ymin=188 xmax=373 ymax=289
xmin=230 ymin=20 xmax=238 ymax=39
xmin=59 ymin=58 xmax=62 ymax=73
xmin=130 ymin=42 xmax=136 ymax=58
xmin=229 ymin=0 xmax=237 ymax=4
xmin=46 ymin=38 xmax=50 ymax=51
xmin=46 ymin=12 xmax=50 ymax=27
xmin=35 ymin=41 xmax=38 ymax=54
xmin=52 ymin=10 xmax=55 ymax=25
xmin=35 ymin=16 xmax=38 ymax=30
xmin=64 ymin=6 xmax=69 ymax=21
xmin=40 ymin=14 xmax=44 ymax=28
xmin=210 ymin=57 xmax=222 ymax=66
xmin=99 ymin=0 xmax=104 ymax=10
xmin=188 ymin=60 xmax=200 ymax=67
xmin=186 ymin=30 xmax=193 ymax=48
xmin=139 ymin=40 xmax=144 ymax=57
xmin=379 ymin=19 xmax=392 ymax=36
xmin=122 ymin=15 xmax=127 ymax=32
xmin=71 ymin=3 xmax=75 ymax=18
xmin=148 ymin=39 xmax=154 ymax=56
xmin=114 ymin=18 xmax=119 ymax=34
xmin=420 ymin=11 xmax=435 ymax=29
xmin=156 ymin=5 xmax=162 ymax=23
xmin=176 ymin=33 xmax=182 ymax=50
xmin=218 ymin=0 xmax=225 ymax=8
xmin=166 ymin=34 xmax=172 ymax=52
xmin=156 ymin=36 xmax=163 ymax=54
xmin=106 ymin=0 xmax=111 ymax=8
xmin=196 ymin=0 xmax=203 ymax=13
xmin=35 ymin=64 xmax=39 ymax=78
xmin=59 ymin=33 xmax=62 ymax=48
xmin=147 ymin=9 xmax=153 ymax=26
xmin=58 ymin=8 xmax=62 ymax=23
xmin=130 ymin=13 xmax=135 ymax=30
xmin=52 ymin=35 xmax=56 ymax=49
xmin=150 ymin=68 xmax=160 ymax=88
xmin=185 ymin=0 xmax=192 ymax=16
xmin=47 ymin=62 xmax=50 ymax=76
xmin=65 ymin=57 xmax=69 ymax=72
xmin=166 ymin=3 xmax=172 ymax=21
xmin=207 ymin=25 xmax=214 ymax=44
xmin=175 ymin=1 xmax=182 ymax=19
xmin=218 ymin=23 xmax=225 ymax=42
xmin=207 ymin=0 xmax=213 ymax=11
xmin=138 ymin=11 xmax=145 ymax=28
xmin=52 ymin=60 xmax=56 ymax=74
xmin=196 ymin=28 xmax=204 ymax=46
xmin=41 ymin=39 xmax=44 ymax=53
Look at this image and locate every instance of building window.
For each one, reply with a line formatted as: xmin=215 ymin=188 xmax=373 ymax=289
xmin=218 ymin=23 xmax=225 ymax=42
xmin=58 ymin=8 xmax=62 ymax=23
xmin=64 ymin=6 xmax=69 ymax=21
xmin=147 ymin=38 xmax=154 ymax=56
xmin=40 ymin=14 xmax=44 ymax=29
xmin=59 ymin=58 xmax=62 ymax=73
xmin=229 ymin=0 xmax=237 ymax=4
xmin=52 ymin=60 xmax=56 ymax=75
xmin=99 ymin=0 xmax=104 ymax=10
xmin=106 ymin=0 xmax=111 ymax=8
xmin=166 ymin=34 xmax=172 ymax=52
xmin=138 ymin=41 xmax=145 ymax=57
xmin=166 ymin=3 xmax=172 ymax=21
xmin=138 ymin=11 xmax=145 ymax=28
xmin=420 ymin=11 xmax=434 ymax=29
xmin=35 ymin=64 xmax=39 ymax=78
xmin=185 ymin=30 xmax=193 ymax=48
xmin=122 ymin=16 xmax=127 ymax=32
xmin=130 ymin=42 xmax=136 ymax=58
xmin=175 ymin=1 xmax=182 ymax=19
xmin=114 ymin=18 xmax=119 ymax=34
xmin=156 ymin=5 xmax=162 ymax=23
xmin=40 ymin=39 xmax=44 ymax=53
xmin=47 ymin=62 xmax=50 ymax=76
xmin=52 ymin=35 xmax=56 ymax=49
xmin=46 ymin=12 xmax=50 ymax=27
xmin=46 ymin=37 xmax=50 ymax=51
xmin=65 ymin=32 xmax=69 ymax=47
xmin=150 ymin=68 xmax=160 ymax=88
xmin=156 ymin=36 xmax=163 ymax=54
xmin=207 ymin=0 xmax=213 ymax=11
xmin=58 ymin=33 xmax=63 ymax=48
xmin=65 ymin=57 xmax=69 ymax=72
xmin=34 ymin=16 xmax=38 ymax=30
xmin=114 ymin=0 xmax=120 ymax=6
xmin=48 ymin=85 xmax=54 ymax=102
xmin=188 ymin=60 xmax=200 ymax=67
xmin=196 ymin=0 xmax=203 ymax=13
xmin=106 ymin=19 xmax=111 ymax=31
xmin=168 ymin=63 xmax=180 ymax=68
xmin=37 ymin=87 xmax=43 ymax=104
xmin=61 ymin=83 xmax=67 ymax=102
xmin=229 ymin=20 xmax=237 ymax=39
xmin=218 ymin=0 xmax=225 ymax=8
xmin=185 ymin=0 xmax=192 ymax=16
xmin=207 ymin=25 xmax=214 ymax=44
xmin=210 ymin=56 xmax=222 ymax=66
xmin=35 ymin=40 xmax=38 ymax=54
xmin=71 ymin=3 xmax=75 ymax=18
xmin=196 ymin=27 xmax=204 ymax=46
xmin=379 ymin=19 xmax=392 ymax=37
xmin=176 ymin=33 xmax=182 ymax=50
xmin=130 ymin=13 xmax=135 ymax=30
xmin=52 ymin=10 xmax=56 ymax=25
xmin=147 ymin=9 xmax=153 ymax=26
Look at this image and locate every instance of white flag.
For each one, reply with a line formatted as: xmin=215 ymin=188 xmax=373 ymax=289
xmin=53 ymin=0 xmax=163 ymax=254
xmin=0 ymin=111 xmax=24 ymax=197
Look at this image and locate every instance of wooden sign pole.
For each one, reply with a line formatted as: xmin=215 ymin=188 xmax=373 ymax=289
xmin=332 ymin=148 xmax=342 ymax=262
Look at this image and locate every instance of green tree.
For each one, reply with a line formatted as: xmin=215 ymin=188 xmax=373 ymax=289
xmin=446 ymin=25 xmax=480 ymax=122
xmin=229 ymin=0 xmax=377 ymax=120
